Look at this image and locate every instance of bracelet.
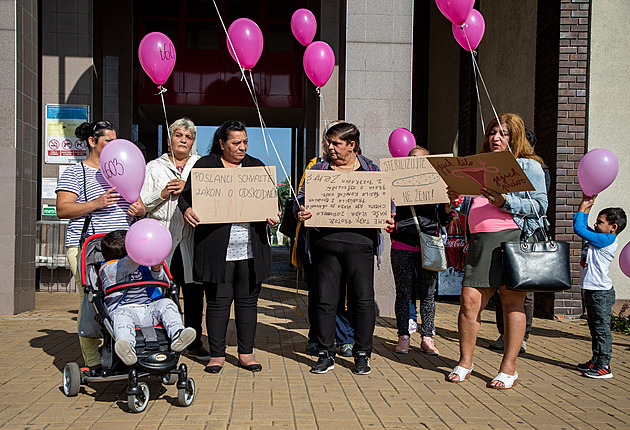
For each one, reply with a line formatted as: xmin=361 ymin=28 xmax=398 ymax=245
xmin=452 ymin=195 xmax=464 ymax=206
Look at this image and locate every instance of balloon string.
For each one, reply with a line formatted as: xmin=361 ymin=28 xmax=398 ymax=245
xmin=212 ymin=0 xmax=299 ymax=203
xmin=157 ymin=86 xmax=170 ymax=147
xmin=462 ymin=28 xmax=511 ymax=153
xmin=469 ymin=50 xmax=485 ymax=133
xmin=316 ymin=87 xmax=329 ymax=130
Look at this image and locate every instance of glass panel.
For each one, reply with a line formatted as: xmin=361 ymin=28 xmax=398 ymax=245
xmin=226 ymin=0 xmax=260 ymax=21
xmin=267 ymin=24 xmax=298 ymax=52
xmin=187 ymin=22 xmax=220 ymax=49
xmin=267 ymin=0 xmax=296 ymax=22
xmin=145 ymin=20 xmax=178 ymax=47
xmin=186 ymin=0 xmax=215 ymax=18
xmin=143 ymin=0 xmax=177 ymax=18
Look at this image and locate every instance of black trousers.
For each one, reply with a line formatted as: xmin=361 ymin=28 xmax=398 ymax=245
xmin=313 ymin=239 xmax=375 ymax=356
xmin=171 ymin=246 xmax=208 ymax=350
xmin=205 ymin=259 xmax=261 ymax=357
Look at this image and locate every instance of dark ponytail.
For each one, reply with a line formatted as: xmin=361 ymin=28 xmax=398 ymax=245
xmin=210 ymin=120 xmax=246 ymax=155
xmin=75 ymin=120 xmax=116 ymax=151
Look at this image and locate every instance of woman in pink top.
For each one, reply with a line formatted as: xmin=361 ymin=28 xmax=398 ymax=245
xmin=446 ymin=114 xmax=548 ymax=389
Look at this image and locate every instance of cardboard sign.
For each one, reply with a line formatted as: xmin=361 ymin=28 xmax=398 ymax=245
xmin=304 ymin=170 xmax=391 ymax=228
xmin=191 ymin=166 xmax=278 ymax=223
xmin=427 ymin=151 xmax=534 ymax=195
xmin=379 ymin=155 xmax=451 ymax=206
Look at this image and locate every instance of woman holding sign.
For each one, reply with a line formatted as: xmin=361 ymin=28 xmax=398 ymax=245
xmin=446 ymin=113 xmax=547 ymax=389
xmin=56 ymin=120 xmax=145 ymax=375
xmin=178 ymin=120 xmax=279 ymax=373
xmin=140 ymin=118 xmax=208 ymax=360
xmin=295 ymin=122 xmax=394 ymax=376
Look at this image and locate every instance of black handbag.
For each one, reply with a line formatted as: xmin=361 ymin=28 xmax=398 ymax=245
xmin=279 ymin=196 xmax=298 ymax=238
xmin=501 ymin=225 xmax=572 ymax=292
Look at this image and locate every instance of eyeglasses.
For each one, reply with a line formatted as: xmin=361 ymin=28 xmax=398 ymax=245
xmin=92 ymin=120 xmax=114 ymax=131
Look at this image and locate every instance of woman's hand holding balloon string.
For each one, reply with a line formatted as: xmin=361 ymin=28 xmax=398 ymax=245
xmin=297 ymin=205 xmax=312 ymax=222
xmin=160 ymin=179 xmax=186 ymax=199
xmin=127 ymin=199 xmax=146 ymax=217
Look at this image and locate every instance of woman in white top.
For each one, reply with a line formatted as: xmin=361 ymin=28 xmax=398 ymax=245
xmin=140 ymin=118 xmax=206 ymax=360
xmin=178 ymin=120 xmax=279 ymax=373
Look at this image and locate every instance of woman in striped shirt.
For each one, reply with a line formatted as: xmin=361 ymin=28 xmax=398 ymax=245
xmin=56 ymin=120 xmax=145 ymax=375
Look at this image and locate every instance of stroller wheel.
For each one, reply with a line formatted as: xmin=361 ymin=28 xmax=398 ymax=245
xmin=128 ymin=381 xmax=150 ymax=413
xmin=62 ymin=363 xmax=81 ymax=397
xmin=162 ymin=373 xmax=178 ymax=386
xmin=177 ymin=377 xmax=195 ymax=407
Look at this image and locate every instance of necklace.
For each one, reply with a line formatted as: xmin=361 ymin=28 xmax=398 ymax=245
xmin=334 ymin=156 xmax=358 ymax=171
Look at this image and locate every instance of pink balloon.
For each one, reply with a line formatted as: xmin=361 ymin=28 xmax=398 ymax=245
xmin=125 ymin=219 xmax=173 ymax=267
xmin=578 ymin=148 xmax=619 ymax=197
xmin=619 ymin=242 xmax=630 ymax=278
xmin=303 ymin=41 xmax=335 ymax=88
xmin=435 ymin=0 xmax=475 ymax=25
xmin=138 ymin=32 xmax=176 ymax=86
xmin=99 ymin=139 xmax=146 ymax=203
xmin=388 ymin=128 xmax=417 ymax=158
xmin=226 ymin=18 xmax=264 ymax=70
xmin=452 ymin=9 xmax=485 ymax=51
xmin=291 ymin=8 xmax=317 ymax=46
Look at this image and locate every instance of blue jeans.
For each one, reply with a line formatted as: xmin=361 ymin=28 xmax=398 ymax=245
xmin=583 ymin=288 xmax=616 ymax=366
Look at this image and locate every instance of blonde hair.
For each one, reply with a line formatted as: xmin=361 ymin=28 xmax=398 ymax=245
xmin=169 ymin=117 xmax=197 ymax=146
xmin=408 ymin=146 xmax=429 ymax=156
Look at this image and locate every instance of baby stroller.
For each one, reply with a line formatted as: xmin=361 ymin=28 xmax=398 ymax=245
xmin=62 ymin=233 xmax=196 ymax=413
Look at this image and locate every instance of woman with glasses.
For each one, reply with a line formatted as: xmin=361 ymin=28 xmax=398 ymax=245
xmin=140 ymin=118 xmax=208 ymax=361
xmin=56 ymin=120 xmax=145 ymax=375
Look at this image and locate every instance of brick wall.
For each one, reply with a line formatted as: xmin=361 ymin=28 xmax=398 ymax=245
xmin=534 ymin=0 xmax=590 ymax=319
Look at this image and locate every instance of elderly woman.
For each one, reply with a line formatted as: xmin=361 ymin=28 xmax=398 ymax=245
xmin=296 ymin=122 xmax=394 ymax=376
xmin=140 ymin=118 xmax=207 ymax=360
xmin=178 ymin=120 xmax=278 ymax=373
xmin=56 ymin=120 xmax=145 ymax=375
xmin=447 ymin=113 xmax=548 ymax=389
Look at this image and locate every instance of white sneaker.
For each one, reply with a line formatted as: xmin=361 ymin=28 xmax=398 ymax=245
xmin=115 ymin=339 xmax=138 ymax=366
xmin=408 ymin=319 xmax=418 ymax=334
xmin=171 ymin=327 xmax=196 ymax=352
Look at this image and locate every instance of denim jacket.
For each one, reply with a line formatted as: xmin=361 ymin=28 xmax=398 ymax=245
xmin=454 ymin=157 xmax=548 ymax=238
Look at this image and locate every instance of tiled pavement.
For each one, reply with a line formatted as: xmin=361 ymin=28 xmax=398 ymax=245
xmin=1 ymin=249 xmax=630 ymax=429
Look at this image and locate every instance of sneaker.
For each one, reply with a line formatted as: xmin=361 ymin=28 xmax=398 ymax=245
xmin=576 ymin=359 xmax=596 ymax=372
xmin=408 ymin=319 xmax=418 ymax=334
xmin=310 ymin=351 xmax=335 ymax=374
xmin=339 ymin=343 xmax=353 ymax=357
xmin=489 ymin=335 xmax=504 ymax=351
xmin=395 ymin=335 xmax=410 ymax=354
xmin=353 ymin=351 xmax=371 ymax=375
xmin=519 ymin=340 xmax=527 ymax=354
xmin=583 ymin=363 xmax=613 ymax=379
xmin=187 ymin=345 xmax=211 ymax=361
xmin=115 ymin=339 xmax=138 ymax=366
xmin=420 ymin=336 xmax=440 ymax=356
xmin=306 ymin=342 xmax=319 ymax=356
xmin=171 ymin=327 xmax=196 ymax=352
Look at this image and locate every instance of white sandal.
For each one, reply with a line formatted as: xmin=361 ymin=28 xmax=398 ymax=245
xmin=490 ymin=372 xmax=518 ymax=389
xmin=447 ymin=365 xmax=473 ymax=383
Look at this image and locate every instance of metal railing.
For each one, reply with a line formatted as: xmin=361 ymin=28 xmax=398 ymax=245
xmin=36 ymin=220 xmax=74 ymax=292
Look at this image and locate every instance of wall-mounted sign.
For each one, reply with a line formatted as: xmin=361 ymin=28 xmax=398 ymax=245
xmin=45 ymin=105 xmax=90 ymax=164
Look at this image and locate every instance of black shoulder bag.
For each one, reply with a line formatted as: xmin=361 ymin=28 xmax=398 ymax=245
xmin=78 ymin=162 xmax=95 ymax=249
xmin=502 ymin=205 xmax=572 ymax=292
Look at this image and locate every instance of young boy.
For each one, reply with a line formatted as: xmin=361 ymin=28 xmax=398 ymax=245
xmin=573 ymin=196 xmax=626 ymax=379
xmin=99 ymin=230 xmax=196 ymax=366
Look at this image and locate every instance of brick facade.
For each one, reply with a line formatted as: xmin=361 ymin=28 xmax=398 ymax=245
xmin=535 ymin=0 xmax=590 ymax=319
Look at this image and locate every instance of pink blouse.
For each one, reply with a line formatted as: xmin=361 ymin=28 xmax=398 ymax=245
xmin=468 ymin=197 xmax=518 ymax=233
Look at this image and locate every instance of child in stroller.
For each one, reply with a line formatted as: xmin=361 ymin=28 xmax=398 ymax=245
xmin=62 ymin=230 xmax=197 ymax=413
xmin=100 ymin=230 xmax=196 ymax=365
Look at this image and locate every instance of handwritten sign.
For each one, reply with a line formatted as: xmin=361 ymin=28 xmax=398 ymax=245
xmin=379 ymin=155 xmax=451 ymax=206
xmin=427 ymin=151 xmax=534 ymax=196
xmin=191 ymin=166 xmax=278 ymax=223
xmin=304 ymin=170 xmax=391 ymax=228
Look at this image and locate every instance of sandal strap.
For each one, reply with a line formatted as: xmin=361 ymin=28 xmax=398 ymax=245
xmin=491 ymin=372 xmax=518 ymax=388
xmin=449 ymin=365 xmax=473 ymax=379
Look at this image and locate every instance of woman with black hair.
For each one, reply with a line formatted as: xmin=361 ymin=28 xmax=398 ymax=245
xmin=178 ymin=120 xmax=279 ymax=373
xmin=56 ymin=120 xmax=145 ymax=375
